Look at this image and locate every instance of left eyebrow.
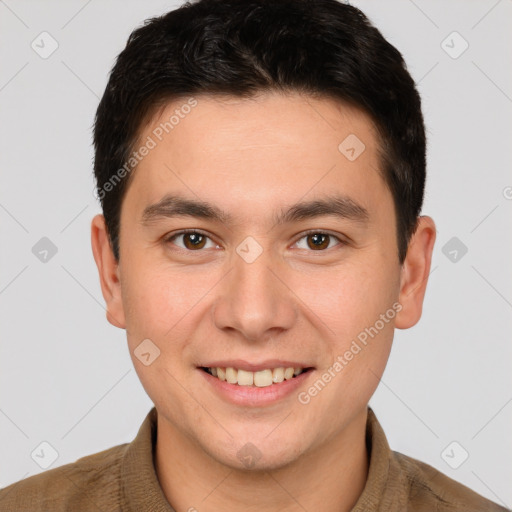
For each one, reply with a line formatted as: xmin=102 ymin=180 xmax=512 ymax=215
xmin=140 ymin=193 xmax=369 ymax=227
xmin=273 ymin=194 xmax=369 ymax=226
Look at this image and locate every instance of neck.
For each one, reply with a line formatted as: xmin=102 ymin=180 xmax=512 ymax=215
xmin=154 ymin=408 xmax=369 ymax=512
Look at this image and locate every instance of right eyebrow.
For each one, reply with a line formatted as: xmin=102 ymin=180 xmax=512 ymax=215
xmin=141 ymin=195 xmax=232 ymax=225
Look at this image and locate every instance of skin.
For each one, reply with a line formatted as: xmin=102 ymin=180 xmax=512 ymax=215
xmin=91 ymin=91 xmax=436 ymax=512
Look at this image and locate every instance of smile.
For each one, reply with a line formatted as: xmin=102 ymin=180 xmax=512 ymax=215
xmin=200 ymin=366 xmax=312 ymax=387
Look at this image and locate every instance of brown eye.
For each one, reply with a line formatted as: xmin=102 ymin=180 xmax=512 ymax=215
xmin=182 ymin=232 xmax=207 ymax=250
xmin=167 ymin=231 xmax=215 ymax=251
xmin=307 ymin=233 xmax=329 ymax=250
xmin=295 ymin=232 xmax=343 ymax=251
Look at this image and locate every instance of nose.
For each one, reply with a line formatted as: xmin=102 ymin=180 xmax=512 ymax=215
xmin=212 ymin=245 xmax=297 ymax=343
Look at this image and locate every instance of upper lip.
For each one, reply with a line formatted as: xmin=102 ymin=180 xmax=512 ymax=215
xmin=199 ymin=359 xmax=314 ymax=372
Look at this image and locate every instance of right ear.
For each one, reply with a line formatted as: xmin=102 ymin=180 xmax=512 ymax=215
xmin=90 ymin=214 xmax=126 ymax=329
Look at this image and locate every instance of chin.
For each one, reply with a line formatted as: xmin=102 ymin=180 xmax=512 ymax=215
xmin=205 ymin=434 xmax=305 ymax=472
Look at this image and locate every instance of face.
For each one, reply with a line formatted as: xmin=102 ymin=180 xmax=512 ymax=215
xmin=92 ymin=91 xmax=434 ymax=471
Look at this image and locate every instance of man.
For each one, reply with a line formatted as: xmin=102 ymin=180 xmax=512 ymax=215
xmin=0 ymin=0 xmax=507 ymax=510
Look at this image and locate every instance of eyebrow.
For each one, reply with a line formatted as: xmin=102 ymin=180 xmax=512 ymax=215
xmin=141 ymin=193 xmax=369 ymax=227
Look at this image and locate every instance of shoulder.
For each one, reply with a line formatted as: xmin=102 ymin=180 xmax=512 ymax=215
xmin=0 ymin=442 xmax=129 ymax=512
xmin=392 ymin=450 xmax=509 ymax=512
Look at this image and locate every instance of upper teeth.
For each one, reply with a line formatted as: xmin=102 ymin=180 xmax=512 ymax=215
xmin=208 ymin=367 xmax=304 ymax=387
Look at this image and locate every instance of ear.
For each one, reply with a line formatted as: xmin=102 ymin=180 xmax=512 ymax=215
xmin=395 ymin=216 xmax=436 ymax=329
xmin=91 ymin=214 xmax=126 ymax=329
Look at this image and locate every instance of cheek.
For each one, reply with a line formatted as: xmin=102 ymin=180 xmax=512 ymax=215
xmin=308 ymin=267 xmax=396 ymax=415
xmin=120 ymin=259 xmax=178 ymax=347
xmin=121 ymin=276 xmax=160 ymax=338
xmin=121 ymin=256 xmax=218 ymax=353
xmin=296 ymin=256 xmax=398 ymax=389
xmin=303 ymin=262 xmax=393 ymax=335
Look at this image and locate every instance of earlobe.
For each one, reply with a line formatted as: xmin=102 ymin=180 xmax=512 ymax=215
xmin=395 ymin=216 xmax=436 ymax=329
xmin=90 ymin=214 xmax=126 ymax=329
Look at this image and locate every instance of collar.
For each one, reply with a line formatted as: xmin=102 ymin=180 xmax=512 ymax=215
xmin=121 ymin=407 xmax=175 ymax=512
xmin=351 ymin=407 xmax=408 ymax=511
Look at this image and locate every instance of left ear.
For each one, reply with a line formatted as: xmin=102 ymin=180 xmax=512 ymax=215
xmin=395 ymin=216 xmax=436 ymax=329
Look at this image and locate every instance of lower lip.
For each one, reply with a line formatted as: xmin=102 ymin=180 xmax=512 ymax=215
xmin=198 ymin=368 xmax=314 ymax=407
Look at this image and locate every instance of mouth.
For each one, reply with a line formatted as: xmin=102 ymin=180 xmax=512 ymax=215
xmin=199 ymin=366 xmax=314 ymax=387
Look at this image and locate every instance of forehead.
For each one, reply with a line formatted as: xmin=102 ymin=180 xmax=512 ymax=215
xmin=123 ymin=91 xmax=391 ymax=226
xmin=141 ymin=91 xmax=380 ymax=156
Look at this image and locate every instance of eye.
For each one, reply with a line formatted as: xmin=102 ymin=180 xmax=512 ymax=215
xmin=164 ymin=229 xmax=346 ymax=253
xmin=294 ymin=231 xmax=345 ymax=251
xmin=165 ymin=230 xmax=219 ymax=251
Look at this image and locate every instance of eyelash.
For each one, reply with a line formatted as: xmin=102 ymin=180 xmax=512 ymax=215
xmin=164 ymin=229 xmax=347 ymax=253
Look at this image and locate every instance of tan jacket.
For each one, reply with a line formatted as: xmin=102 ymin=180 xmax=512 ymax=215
xmin=0 ymin=407 xmax=508 ymax=511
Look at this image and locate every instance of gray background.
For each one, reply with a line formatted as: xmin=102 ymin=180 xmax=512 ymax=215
xmin=1 ymin=0 xmax=511 ymax=507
